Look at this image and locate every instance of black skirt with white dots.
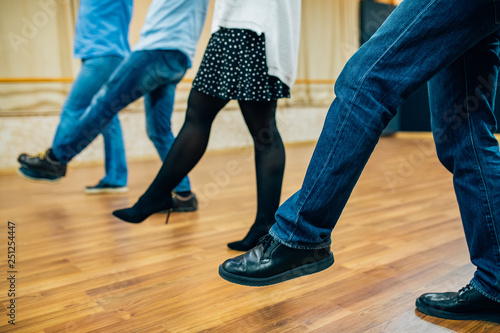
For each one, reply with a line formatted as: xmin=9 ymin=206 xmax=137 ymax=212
xmin=192 ymin=28 xmax=290 ymax=101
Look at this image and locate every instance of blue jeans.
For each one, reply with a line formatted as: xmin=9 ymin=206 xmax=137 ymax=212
xmin=270 ymin=0 xmax=500 ymax=302
xmin=53 ymin=56 xmax=127 ymax=186
xmin=52 ymin=50 xmax=191 ymax=193
xmin=144 ymin=83 xmax=190 ymax=192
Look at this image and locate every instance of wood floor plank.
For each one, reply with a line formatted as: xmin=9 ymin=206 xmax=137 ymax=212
xmin=0 ymin=138 xmax=498 ymax=332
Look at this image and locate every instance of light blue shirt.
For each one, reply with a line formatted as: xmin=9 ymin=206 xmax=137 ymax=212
xmin=133 ymin=0 xmax=210 ymax=68
xmin=74 ymin=0 xmax=133 ymax=60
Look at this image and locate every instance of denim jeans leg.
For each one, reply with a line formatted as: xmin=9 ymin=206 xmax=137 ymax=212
xmin=429 ymin=32 xmax=500 ymax=302
xmin=270 ymin=0 xmax=500 ymax=250
xmin=51 ymin=50 xmax=188 ymax=163
xmin=52 ymin=56 xmax=127 ymax=185
xmin=144 ymin=84 xmax=191 ymax=192
xmin=101 ymin=117 xmax=128 ymax=186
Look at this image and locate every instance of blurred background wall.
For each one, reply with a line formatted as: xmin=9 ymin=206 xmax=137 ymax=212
xmin=0 ymin=0 xmax=399 ymax=169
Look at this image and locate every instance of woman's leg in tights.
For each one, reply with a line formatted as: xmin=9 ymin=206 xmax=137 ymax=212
xmin=227 ymin=99 xmax=285 ymax=251
xmin=113 ymin=90 xmax=229 ymax=223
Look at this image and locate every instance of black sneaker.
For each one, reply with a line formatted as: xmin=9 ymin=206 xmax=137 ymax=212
xmin=416 ymin=284 xmax=500 ymax=324
xmin=171 ymin=192 xmax=198 ymax=212
xmin=219 ymin=234 xmax=334 ymax=287
xmin=17 ymin=148 xmax=67 ymax=178
xmin=85 ymin=180 xmax=128 ymax=194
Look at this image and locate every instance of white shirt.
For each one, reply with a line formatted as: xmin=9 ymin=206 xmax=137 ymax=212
xmin=211 ymin=0 xmax=301 ymax=88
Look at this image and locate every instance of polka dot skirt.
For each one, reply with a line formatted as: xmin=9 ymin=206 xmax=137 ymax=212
xmin=192 ymin=28 xmax=290 ymax=101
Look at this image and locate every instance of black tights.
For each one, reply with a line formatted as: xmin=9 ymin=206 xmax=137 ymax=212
xmin=113 ymin=90 xmax=285 ymax=250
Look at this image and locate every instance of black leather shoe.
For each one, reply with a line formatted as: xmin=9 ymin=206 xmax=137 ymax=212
xmin=17 ymin=148 xmax=67 ymax=178
xmin=416 ymin=284 xmax=500 ymax=324
xmin=219 ymin=235 xmax=334 ymax=286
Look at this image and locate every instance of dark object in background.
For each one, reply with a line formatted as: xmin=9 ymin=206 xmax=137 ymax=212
xmin=360 ymin=0 xmax=431 ymax=133
xmin=359 ymin=0 xmax=395 ymax=46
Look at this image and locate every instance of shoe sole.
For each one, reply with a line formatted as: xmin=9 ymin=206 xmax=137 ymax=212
xmin=85 ymin=187 xmax=128 ymax=194
xmin=218 ymin=253 xmax=334 ymax=287
xmin=17 ymin=168 xmax=61 ymax=183
xmin=171 ymin=206 xmax=198 ymax=212
xmin=415 ymin=298 xmax=500 ymax=324
xmin=18 ymin=160 xmax=66 ymax=176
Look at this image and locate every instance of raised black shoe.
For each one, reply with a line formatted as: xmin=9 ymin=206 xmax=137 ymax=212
xmin=17 ymin=148 xmax=67 ymax=179
xmin=219 ymin=234 xmax=334 ymax=287
xmin=416 ymin=284 xmax=500 ymax=324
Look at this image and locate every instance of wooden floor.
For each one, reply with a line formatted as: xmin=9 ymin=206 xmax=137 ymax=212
xmin=1 ymin=137 xmax=499 ymax=333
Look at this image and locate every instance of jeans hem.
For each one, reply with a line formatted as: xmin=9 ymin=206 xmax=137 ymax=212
xmin=51 ymin=147 xmax=69 ymax=165
xmin=470 ymin=279 xmax=500 ymax=303
xmin=269 ymin=229 xmax=331 ymax=250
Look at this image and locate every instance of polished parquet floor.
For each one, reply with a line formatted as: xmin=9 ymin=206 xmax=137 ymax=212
xmin=0 ymin=137 xmax=499 ymax=332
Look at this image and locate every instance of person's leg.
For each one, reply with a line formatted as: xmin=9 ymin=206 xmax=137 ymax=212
xmin=19 ymin=56 xmax=127 ymax=185
xmin=51 ymin=50 xmax=188 ymax=165
xmin=145 ymin=85 xmax=197 ymax=212
xmin=270 ymin=0 xmax=500 ymax=247
xmin=227 ymin=100 xmax=285 ymax=251
xmin=52 ymin=56 xmax=123 ymax=148
xmin=68 ymin=57 xmax=128 ymax=188
xmin=112 ymin=90 xmax=229 ymax=223
xmin=144 ymin=84 xmax=191 ymax=193
xmin=414 ymin=32 xmax=500 ymax=322
xmin=220 ymin=0 xmax=500 ymax=289
xmin=97 ymin=117 xmax=128 ymax=188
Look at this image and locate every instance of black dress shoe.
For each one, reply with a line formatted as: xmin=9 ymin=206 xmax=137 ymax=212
xmin=416 ymin=284 xmax=500 ymax=324
xmin=219 ymin=235 xmax=334 ymax=286
xmin=18 ymin=148 xmax=67 ymax=178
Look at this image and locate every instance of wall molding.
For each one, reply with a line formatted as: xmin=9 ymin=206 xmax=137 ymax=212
xmin=0 ymin=106 xmax=329 ymax=170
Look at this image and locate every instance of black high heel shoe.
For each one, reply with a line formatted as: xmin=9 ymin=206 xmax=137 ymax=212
xmin=112 ymin=196 xmax=173 ymax=224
